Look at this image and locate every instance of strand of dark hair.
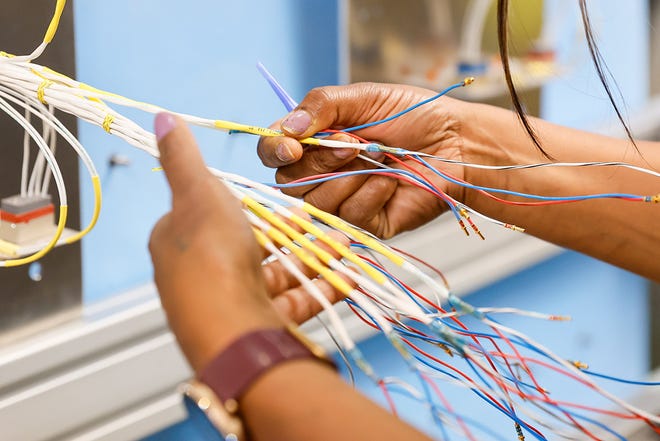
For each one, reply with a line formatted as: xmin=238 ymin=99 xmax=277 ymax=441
xmin=497 ymin=0 xmax=638 ymax=158
xmin=577 ymin=0 xmax=637 ymax=149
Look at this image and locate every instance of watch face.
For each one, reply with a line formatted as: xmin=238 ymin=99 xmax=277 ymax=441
xmin=183 ymin=395 xmax=228 ymax=441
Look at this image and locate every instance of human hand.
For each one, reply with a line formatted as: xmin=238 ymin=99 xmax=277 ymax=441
xmin=257 ymin=83 xmax=469 ymax=239
xmin=150 ymin=114 xmax=350 ymax=373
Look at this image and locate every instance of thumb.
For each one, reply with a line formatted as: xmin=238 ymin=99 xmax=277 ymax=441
xmin=154 ymin=112 xmax=212 ymax=202
xmin=280 ymin=84 xmax=387 ymax=138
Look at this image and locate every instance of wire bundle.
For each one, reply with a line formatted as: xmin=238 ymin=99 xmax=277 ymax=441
xmin=1 ymin=2 xmax=659 ymax=439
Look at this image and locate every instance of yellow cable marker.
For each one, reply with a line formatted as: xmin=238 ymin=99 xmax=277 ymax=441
xmin=65 ymin=176 xmax=101 ymax=244
xmin=212 ymin=120 xmax=321 ymax=146
xmin=303 ymin=203 xmax=405 ymax=266
xmin=37 ymin=79 xmax=54 ymax=104
xmin=102 ymin=114 xmax=114 ymax=133
xmin=2 ymin=206 xmax=68 ymax=267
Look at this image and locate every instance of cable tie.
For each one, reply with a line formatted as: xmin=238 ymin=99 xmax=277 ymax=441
xmin=102 ymin=114 xmax=114 ymax=133
xmin=37 ymin=79 xmax=54 ymax=104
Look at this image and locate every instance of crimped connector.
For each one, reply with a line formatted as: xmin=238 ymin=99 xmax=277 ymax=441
xmin=549 ymin=315 xmax=571 ymax=321
xmin=459 ymin=207 xmax=485 ymax=240
xmin=457 ymin=218 xmax=470 ymax=237
xmin=463 ymin=76 xmax=476 ymax=86
xmin=515 ymin=422 xmax=526 ymax=441
xmin=504 ymin=223 xmax=525 ymax=233
xmin=644 ymin=194 xmax=660 ymax=203
xmin=434 ymin=342 xmax=454 ymax=357
xmin=570 ymin=360 xmax=589 ymax=370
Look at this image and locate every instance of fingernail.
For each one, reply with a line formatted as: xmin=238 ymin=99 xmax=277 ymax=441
xmin=276 ymin=143 xmax=294 ymax=163
xmin=334 ymin=148 xmax=355 ymax=159
xmin=366 ymin=151 xmax=385 ymax=161
xmin=154 ymin=112 xmax=177 ymax=141
xmin=282 ymin=110 xmax=311 ymax=135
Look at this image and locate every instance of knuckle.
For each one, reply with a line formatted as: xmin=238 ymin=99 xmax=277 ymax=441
xmin=305 ymin=190 xmax=335 ymax=214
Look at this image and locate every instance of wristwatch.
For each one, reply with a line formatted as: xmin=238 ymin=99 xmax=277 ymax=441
xmin=181 ymin=323 xmax=334 ymax=440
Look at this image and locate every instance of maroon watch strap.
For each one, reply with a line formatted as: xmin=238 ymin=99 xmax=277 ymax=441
xmin=199 ymin=328 xmax=321 ymax=403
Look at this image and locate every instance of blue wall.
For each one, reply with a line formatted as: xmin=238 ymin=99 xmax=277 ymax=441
xmin=74 ymin=0 xmax=339 ymax=302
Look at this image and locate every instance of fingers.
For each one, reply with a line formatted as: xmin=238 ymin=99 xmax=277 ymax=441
xmin=257 ymin=83 xmax=391 ymax=168
xmin=154 ymin=113 xmax=213 ymax=203
xmin=274 ymin=133 xmax=361 ymax=198
xmin=257 ymin=120 xmax=304 ymax=168
xmin=280 ymin=84 xmax=387 ymax=139
xmin=271 ymin=274 xmax=352 ymax=325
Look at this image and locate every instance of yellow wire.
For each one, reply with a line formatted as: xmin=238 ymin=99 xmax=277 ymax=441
xmin=254 ymin=225 xmax=353 ymax=296
xmin=65 ymin=176 xmax=101 ymax=244
xmin=44 ymin=0 xmax=67 ymax=43
xmin=243 ymin=196 xmax=335 ymax=265
xmin=244 ymin=196 xmax=387 ymax=284
xmin=1 ymin=206 xmax=68 ymax=267
xmin=302 ymin=203 xmax=405 ymax=267
xmin=284 ymin=212 xmax=388 ymax=284
xmin=213 ymin=120 xmax=321 ymax=146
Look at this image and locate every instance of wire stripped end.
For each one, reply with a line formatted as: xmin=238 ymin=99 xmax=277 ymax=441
xmin=504 ymin=223 xmax=525 ymax=233
xmin=644 ymin=194 xmax=660 ymax=203
xmin=571 ymin=360 xmax=589 ymax=370
xmin=463 ymin=77 xmax=476 ymax=86
xmin=549 ymin=315 xmax=571 ymax=321
xmin=515 ymin=422 xmax=526 ymax=441
xmin=434 ymin=341 xmax=454 ymax=357
xmin=459 ymin=208 xmax=485 ymax=240
xmin=457 ymin=219 xmax=470 ymax=237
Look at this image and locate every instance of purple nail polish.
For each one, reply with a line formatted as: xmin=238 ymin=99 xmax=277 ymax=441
xmin=282 ymin=110 xmax=311 ymax=135
xmin=154 ymin=112 xmax=177 ymax=141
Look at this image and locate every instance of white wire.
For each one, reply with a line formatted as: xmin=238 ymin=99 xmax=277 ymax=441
xmin=0 ymin=96 xmax=66 ymax=207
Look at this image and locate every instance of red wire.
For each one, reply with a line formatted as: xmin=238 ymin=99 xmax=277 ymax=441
xmin=420 ymin=372 xmax=479 ymax=441
xmin=378 ymin=380 xmax=399 ymax=417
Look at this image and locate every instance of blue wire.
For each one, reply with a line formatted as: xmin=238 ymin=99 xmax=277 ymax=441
xmin=267 ymin=167 xmax=462 ymax=220
xmin=412 ymin=354 xmax=548 ymax=441
xmin=582 ymin=369 xmax=660 ymax=386
xmin=387 ymin=383 xmax=511 ymax=441
xmin=413 ymin=154 xmax=646 ymax=202
xmin=416 ymin=370 xmax=452 ymax=441
xmin=256 ymin=61 xmax=298 ymax=112
xmin=342 ymin=82 xmax=466 ymax=133
xmin=514 ymin=374 xmax=630 ymax=441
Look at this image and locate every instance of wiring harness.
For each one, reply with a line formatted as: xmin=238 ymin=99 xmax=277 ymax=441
xmin=1 ymin=2 xmax=659 ymax=439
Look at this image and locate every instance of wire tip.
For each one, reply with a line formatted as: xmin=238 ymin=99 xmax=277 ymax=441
xmin=571 ymin=360 xmax=589 ymax=370
xmin=151 ymin=166 xmax=163 ymax=172
xmin=550 ymin=315 xmax=571 ymax=321
xmin=463 ymin=77 xmax=476 ymax=86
